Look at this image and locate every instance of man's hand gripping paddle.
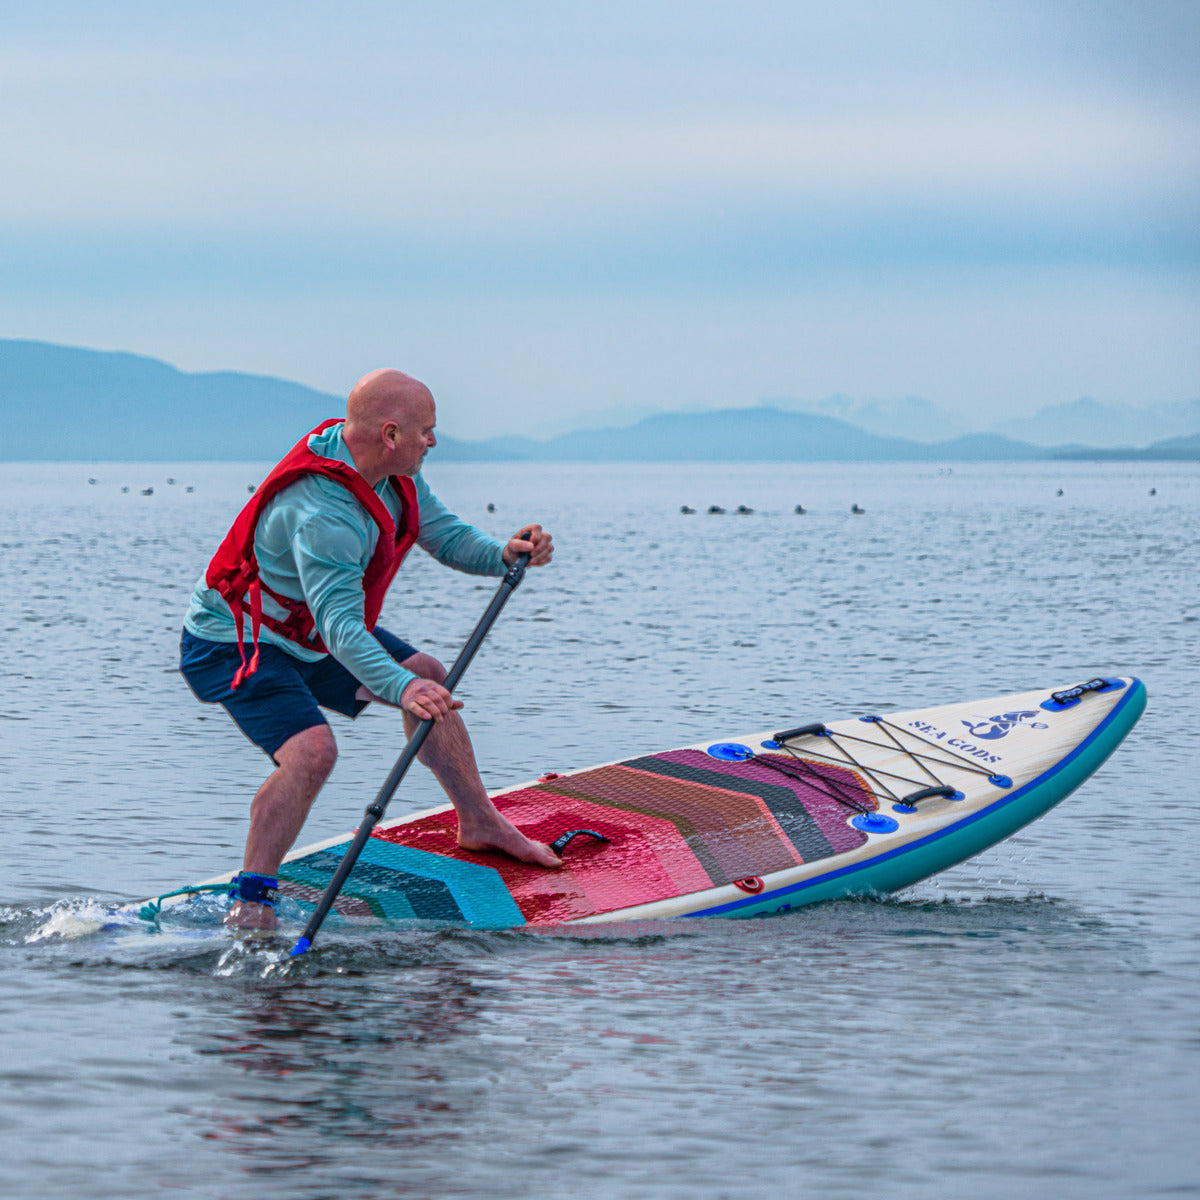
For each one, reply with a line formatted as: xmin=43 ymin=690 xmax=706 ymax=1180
xmin=289 ymin=549 xmax=532 ymax=957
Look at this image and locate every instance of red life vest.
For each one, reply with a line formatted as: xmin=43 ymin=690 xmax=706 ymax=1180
xmin=205 ymin=418 xmax=420 ymax=689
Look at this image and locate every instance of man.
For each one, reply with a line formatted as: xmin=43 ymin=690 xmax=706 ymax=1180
xmin=180 ymin=368 xmax=561 ymax=930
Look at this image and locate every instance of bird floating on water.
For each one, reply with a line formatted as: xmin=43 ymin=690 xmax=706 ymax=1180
xmin=736 ymin=504 xmax=754 ymax=514
xmin=708 ymin=505 xmax=725 ymax=514
xmin=680 ymin=505 xmax=695 ymax=514
xmin=794 ymin=504 xmax=805 ymax=514
xmin=851 ymin=504 xmax=865 ymax=514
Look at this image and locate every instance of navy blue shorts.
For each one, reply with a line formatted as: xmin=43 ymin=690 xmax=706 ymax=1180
xmin=180 ymin=627 xmax=419 ymax=760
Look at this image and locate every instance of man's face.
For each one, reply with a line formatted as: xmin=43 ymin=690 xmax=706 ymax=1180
xmin=384 ymin=395 xmax=437 ymax=477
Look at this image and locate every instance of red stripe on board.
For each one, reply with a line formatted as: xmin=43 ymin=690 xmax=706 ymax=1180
xmin=374 ymin=788 xmax=709 ymax=924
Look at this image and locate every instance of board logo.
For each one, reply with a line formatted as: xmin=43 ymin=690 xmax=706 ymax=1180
xmin=961 ymin=710 xmax=1049 ymax=740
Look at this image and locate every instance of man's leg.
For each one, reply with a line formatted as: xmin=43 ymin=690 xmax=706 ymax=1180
xmin=179 ymin=633 xmax=343 ymax=930
xmin=358 ymin=651 xmax=560 ymax=869
xmin=226 ymin=723 xmax=339 ymax=930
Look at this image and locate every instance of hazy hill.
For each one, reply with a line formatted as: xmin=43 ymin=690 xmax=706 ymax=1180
xmin=1151 ymin=432 xmax=1200 ymax=457
xmin=991 ymin=396 xmax=1200 ymax=448
xmin=0 ymin=339 xmax=349 ymax=459
xmin=771 ymin=394 xmax=971 ymax=443
xmin=1053 ymin=432 xmax=1200 ymax=461
xmin=921 ymin=433 xmax=1045 ymax=461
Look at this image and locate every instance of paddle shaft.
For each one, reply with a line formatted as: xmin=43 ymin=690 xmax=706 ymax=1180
xmin=290 ymin=550 xmax=531 ymax=956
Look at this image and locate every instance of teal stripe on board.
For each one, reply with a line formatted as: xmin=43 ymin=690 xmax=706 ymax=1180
xmin=357 ymin=839 xmax=526 ymax=928
xmin=280 ymin=838 xmax=526 ymax=928
xmin=282 ymin=847 xmax=429 ymax=921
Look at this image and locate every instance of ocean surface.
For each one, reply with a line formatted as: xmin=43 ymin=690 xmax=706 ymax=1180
xmin=1 ymin=458 xmax=1197 ymax=1200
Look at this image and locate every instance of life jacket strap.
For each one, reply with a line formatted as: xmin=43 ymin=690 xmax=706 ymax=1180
xmin=257 ymin=578 xmax=318 ymax=644
xmin=230 ymin=578 xmax=263 ymax=690
xmin=229 ymin=578 xmax=249 ymax=689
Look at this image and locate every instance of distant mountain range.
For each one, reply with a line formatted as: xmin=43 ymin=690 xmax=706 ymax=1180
xmin=433 ymin=408 xmax=1048 ymax=462
xmin=773 ymin=392 xmax=1200 ymax=449
xmin=768 ymin=394 xmax=973 ymax=443
xmin=1 ymin=338 xmax=1197 ymax=462
xmin=992 ymin=395 xmax=1200 ymax=449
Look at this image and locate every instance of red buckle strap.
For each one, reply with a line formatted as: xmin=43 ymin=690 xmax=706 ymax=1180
xmin=258 ymin=580 xmax=318 ymax=643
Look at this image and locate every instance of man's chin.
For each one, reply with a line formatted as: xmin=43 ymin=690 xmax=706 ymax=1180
xmin=396 ymin=453 xmax=428 ymax=478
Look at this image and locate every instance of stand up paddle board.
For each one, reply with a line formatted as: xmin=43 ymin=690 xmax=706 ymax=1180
xmin=139 ymin=676 xmax=1145 ymax=929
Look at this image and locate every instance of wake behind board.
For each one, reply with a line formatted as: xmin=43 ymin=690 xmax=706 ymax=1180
xmin=142 ymin=676 xmax=1145 ymax=929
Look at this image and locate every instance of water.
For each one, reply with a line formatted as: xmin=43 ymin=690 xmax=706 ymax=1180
xmin=1 ymin=459 xmax=1197 ymax=1199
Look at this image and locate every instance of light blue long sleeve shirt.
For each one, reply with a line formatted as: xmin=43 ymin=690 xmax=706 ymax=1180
xmin=184 ymin=424 xmax=507 ymax=705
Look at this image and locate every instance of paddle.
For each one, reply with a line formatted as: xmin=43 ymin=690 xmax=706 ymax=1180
xmin=289 ymin=546 xmax=533 ymax=957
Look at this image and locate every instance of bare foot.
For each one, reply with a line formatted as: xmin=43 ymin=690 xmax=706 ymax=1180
xmin=457 ymin=809 xmax=562 ymax=869
xmin=224 ymin=900 xmax=277 ymax=931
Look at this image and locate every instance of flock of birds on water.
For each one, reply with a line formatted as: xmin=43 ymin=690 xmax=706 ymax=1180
xmin=86 ymin=477 xmax=252 ymax=495
xmin=86 ymin=480 xmax=1162 ymax=507
xmin=683 ymin=489 xmax=1158 ymax=511
xmin=679 ymin=503 xmax=864 ymax=514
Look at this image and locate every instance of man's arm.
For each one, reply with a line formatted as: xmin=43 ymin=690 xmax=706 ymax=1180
xmin=412 ymin=475 xmax=508 ymax=575
xmin=292 ymin=512 xmax=418 ymax=705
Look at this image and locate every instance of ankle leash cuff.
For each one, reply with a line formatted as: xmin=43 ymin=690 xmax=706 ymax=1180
xmin=229 ymin=872 xmax=279 ymax=907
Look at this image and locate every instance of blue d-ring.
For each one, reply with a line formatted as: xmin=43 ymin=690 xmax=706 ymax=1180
xmin=988 ymin=774 xmax=1013 ymax=788
xmin=707 ymin=742 xmax=753 ymax=761
xmin=851 ymin=812 xmax=899 ymax=834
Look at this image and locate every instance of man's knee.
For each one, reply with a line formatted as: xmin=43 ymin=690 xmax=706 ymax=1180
xmin=278 ymin=723 xmax=338 ymax=781
xmin=402 ymin=652 xmax=447 ymax=686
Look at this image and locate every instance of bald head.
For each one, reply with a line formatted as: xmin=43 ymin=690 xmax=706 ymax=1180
xmin=346 ymin=369 xmax=433 ymax=431
xmin=342 ymin=368 xmax=438 ymax=484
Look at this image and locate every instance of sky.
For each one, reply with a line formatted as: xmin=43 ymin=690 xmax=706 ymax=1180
xmin=1 ymin=1 xmax=1197 ymax=438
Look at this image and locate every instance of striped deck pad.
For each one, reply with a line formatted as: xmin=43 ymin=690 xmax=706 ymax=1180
xmin=277 ymin=749 xmax=876 ymax=928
